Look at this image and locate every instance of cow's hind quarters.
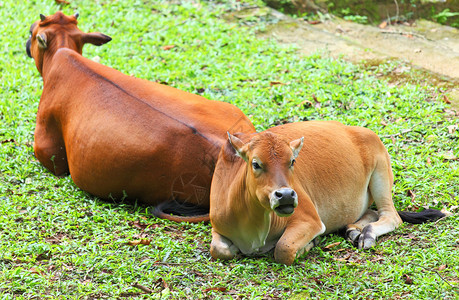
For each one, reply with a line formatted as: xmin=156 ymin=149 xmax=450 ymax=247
xmin=151 ymin=200 xmax=209 ymax=223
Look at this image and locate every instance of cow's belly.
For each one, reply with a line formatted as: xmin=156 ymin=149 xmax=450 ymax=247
xmin=317 ymin=189 xmax=370 ymax=234
xmin=64 ymin=126 xmax=217 ymax=206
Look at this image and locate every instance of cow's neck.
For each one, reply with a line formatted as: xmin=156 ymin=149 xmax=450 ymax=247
xmin=228 ymin=169 xmax=274 ymax=255
xmin=41 ymin=46 xmax=80 ymax=83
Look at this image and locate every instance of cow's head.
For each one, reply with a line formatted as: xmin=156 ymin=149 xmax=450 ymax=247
xmin=26 ymin=12 xmax=112 ymax=74
xmin=228 ymin=132 xmax=304 ymax=217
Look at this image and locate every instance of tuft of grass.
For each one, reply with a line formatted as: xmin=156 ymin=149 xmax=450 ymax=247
xmin=0 ymin=0 xmax=457 ymax=298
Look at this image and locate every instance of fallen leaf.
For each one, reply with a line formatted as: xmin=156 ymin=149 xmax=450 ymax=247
xmin=270 ymin=81 xmax=284 ymax=86
xmin=1 ymin=139 xmax=15 ymax=144
xmin=402 ymin=274 xmax=413 ymax=284
xmin=447 ymin=125 xmax=457 ymax=134
xmin=442 ymin=95 xmax=451 ymax=104
xmin=298 ymin=100 xmax=313 ymax=108
xmin=132 ymin=282 xmax=153 ymax=294
xmin=381 ymin=120 xmax=388 ymax=126
xmin=324 ymin=241 xmax=341 ymax=250
xmin=161 ymin=45 xmax=175 ymax=50
xmin=36 ymin=251 xmax=51 ymax=261
xmin=311 ymin=277 xmax=323 ymax=285
xmin=308 ymin=20 xmax=321 ymax=25
xmin=130 ymin=220 xmax=148 ymax=231
xmin=405 ymin=233 xmax=418 ymax=240
xmin=378 ymin=21 xmax=387 ymax=29
xmin=203 ymin=287 xmax=227 ymax=293
xmin=127 ymin=239 xmax=151 ymax=246
xmin=155 ymin=278 xmax=169 ymax=289
xmin=55 ymin=0 xmax=70 ymax=4
xmin=312 ymin=93 xmax=319 ymax=103
xmin=443 ymin=152 xmax=458 ymax=161
xmin=29 ymin=267 xmax=43 ymax=275
xmin=47 ymin=265 xmax=56 ymax=272
xmin=438 ymin=264 xmax=447 ymax=271
xmin=426 ymin=157 xmax=431 ymax=165
xmin=407 ymin=190 xmax=416 ymax=201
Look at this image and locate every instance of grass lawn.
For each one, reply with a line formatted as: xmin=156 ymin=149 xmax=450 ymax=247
xmin=0 ymin=0 xmax=458 ymax=298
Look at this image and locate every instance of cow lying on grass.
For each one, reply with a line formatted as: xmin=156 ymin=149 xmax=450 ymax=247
xmin=26 ymin=12 xmax=255 ymax=221
xmin=210 ymin=121 xmax=446 ymax=265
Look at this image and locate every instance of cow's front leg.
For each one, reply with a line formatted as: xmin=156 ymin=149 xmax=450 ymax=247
xmin=274 ymin=191 xmax=326 ymax=265
xmin=210 ymin=228 xmax=240 ymax=260
xmin=274 ymin=217 xmax=325 ymax=265
xmin=34 ymin=119 xmax=69 ymax=176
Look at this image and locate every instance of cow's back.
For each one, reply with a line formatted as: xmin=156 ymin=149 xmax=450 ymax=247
xmin=39 ymin=49 xmax=255 ymax=204
xmin=266 ymin=121 xmax=387 ymax=232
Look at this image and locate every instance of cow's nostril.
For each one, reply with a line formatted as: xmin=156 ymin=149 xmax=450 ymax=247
xmin=291 ymin=190 xmax=295 ymax=197
xmin=275 ymin=191 xmax=282 ymax=198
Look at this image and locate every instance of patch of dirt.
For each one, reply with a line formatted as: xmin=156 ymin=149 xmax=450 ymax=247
xmin=234 ymin=7 xmax=459 ymax=109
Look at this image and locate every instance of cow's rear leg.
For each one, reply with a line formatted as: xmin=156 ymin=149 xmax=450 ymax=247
xmin=355 ymin=157 xmax=402 ymax=249
xmin=34 ymin=123 xmax=69 ymax=175
xmin=345 ymin=209 xmax=379 ymax=244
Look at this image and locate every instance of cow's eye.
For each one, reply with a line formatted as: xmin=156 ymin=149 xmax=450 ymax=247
xmin=290 ymin=159 xmax=296 ymax=167
xmin=252 ymin=160 xmax=261 ymax=171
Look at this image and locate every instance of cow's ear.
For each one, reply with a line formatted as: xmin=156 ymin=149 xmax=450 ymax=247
xmin=290 ymin=137 xmax=304 ymax=159
xmin=227 ymin=132 xmax=248 ymax=162
xmin=37 ymin=33 xmax=47 ymax=49
xmin=82 ymin=32 xmax=112 ymax=46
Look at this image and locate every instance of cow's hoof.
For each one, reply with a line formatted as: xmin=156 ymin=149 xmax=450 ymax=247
xmin=357 ymin=225 xmax=376 ymax=249
xmin=345 ymin=229 xmax=361 ymax=244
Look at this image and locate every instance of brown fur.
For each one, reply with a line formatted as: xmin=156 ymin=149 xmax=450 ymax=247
xmin=26 ymin=12 xmax=255 ymax=221
xmin=210 ymin=121 xmax=403 ymax=265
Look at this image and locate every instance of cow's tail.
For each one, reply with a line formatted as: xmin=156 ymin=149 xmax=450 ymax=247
xmin=397 ymin=208 xmax=450 ymax=224
xmin=151 ymin=200 xmax=210 ymax=223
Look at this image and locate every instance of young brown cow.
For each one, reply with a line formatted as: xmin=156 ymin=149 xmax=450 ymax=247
xmin=210 ymin=121 xmax=446 ymax=265
xmin=26 ymin=12 xmax=255 ymax=221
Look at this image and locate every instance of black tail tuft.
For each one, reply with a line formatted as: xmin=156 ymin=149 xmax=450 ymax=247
xmin=151 ymin=200 xmax=209 ymax=223
xmin=398 ymin=209 xmax=447 ymax=224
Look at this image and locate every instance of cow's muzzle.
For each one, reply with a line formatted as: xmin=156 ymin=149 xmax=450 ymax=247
xmin=270 ymin=188 xmax=298 ymax=216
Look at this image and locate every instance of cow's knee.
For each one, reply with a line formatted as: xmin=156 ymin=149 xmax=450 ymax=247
xmin=210 ymin=236 xmax=239 ymax=260
xmin=34 ymin=142 xmax=68 ymax=175
xmin=274 ymin=242 xmax=296 ymax=266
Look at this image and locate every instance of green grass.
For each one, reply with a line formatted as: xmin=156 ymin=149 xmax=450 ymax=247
xmin=1 ymin=0 xmax=458 ymax=298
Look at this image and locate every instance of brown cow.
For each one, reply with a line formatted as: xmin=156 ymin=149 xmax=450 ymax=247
xmin=26 ymin=12 xmax=255 ymax=221
xmin=210 ymin=121 xmax=446 ymax=265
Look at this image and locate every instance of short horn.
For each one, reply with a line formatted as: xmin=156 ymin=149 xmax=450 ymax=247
xmin=74 ymin=12 xmax=79 ymax=19
xmin=40 ymin=14 xmax=46 ymax=21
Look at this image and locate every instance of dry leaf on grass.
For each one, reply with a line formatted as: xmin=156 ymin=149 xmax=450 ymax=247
xmin=402 ymin=274 xmax=413 ymax=284
xmin=438 ymin=264 xmax=447 ymax=271
xmin=132 ymin=282 xmax=153 ymax=294
xmin=378 ymin=21 xmax=388 ymax=29
xmin=442 ymin=95 xmax=451 ymax=104
xmin=161 ymin=45 xmax=175 ymax=50
xmin=29 ymin=267 xmax=44 ymax=275
xmin=203 ymin=287 xmax=227 ymax=293
xmin=324 ymin=241 xmax=341 ymax=250
xmin=127 ymin=239 xmax=151 ymax=246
